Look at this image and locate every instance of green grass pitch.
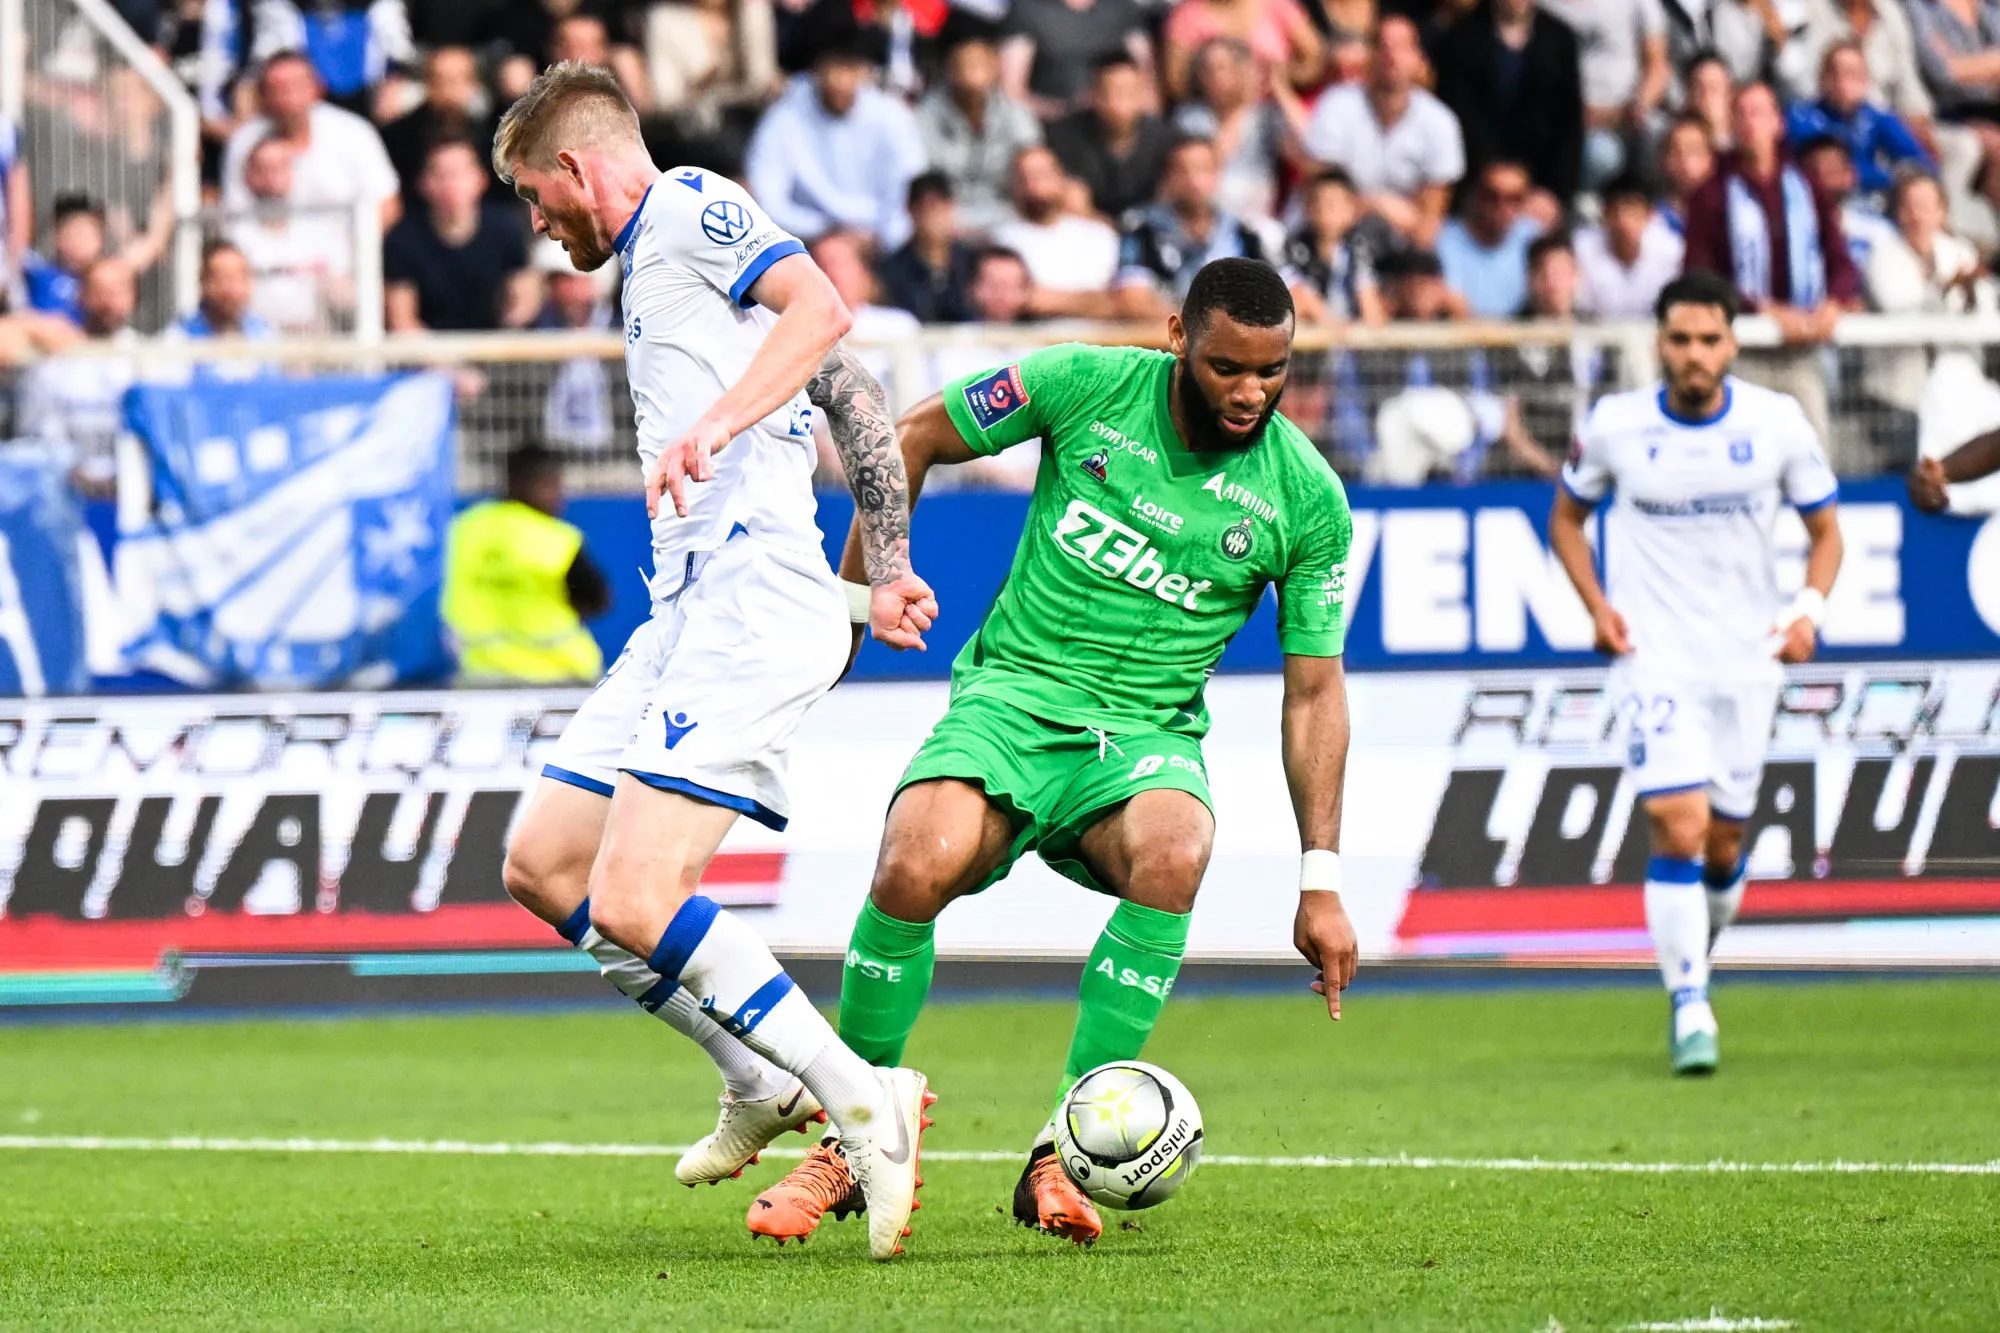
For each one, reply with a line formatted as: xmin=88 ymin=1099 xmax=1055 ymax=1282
xmin=2 ymin=977 xmax=1997 ymax=1331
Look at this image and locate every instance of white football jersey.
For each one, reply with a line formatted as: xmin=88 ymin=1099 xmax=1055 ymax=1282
xmin=1562 ymin=377 xmax=1839 ymax=680
xmin=615 ymin=167 xmax=822 ymax=597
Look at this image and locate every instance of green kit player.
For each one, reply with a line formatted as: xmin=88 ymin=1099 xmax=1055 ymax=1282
xmin=746 ymin=258 xmax=1360 ymax=1247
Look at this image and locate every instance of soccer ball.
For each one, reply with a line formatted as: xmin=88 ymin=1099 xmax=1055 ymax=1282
xmin=1053 ymin=1061 xmax=1203 ymax=1211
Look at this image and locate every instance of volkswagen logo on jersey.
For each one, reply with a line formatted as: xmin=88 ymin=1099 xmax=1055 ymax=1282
xmin=1081 ymin=449 xmax=1109 ymax=481
xmin=700 ymin=200 xmax=752 ymax=245
xmin=1219 ymin=517 xmax=1255 ymax=561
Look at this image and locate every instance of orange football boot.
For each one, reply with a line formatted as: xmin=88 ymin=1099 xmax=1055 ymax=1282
xmin=745 ymin=1140 xmax=865 ymax=1246
xmin=1012 ymin=1143 xmax=1102 ymax=1246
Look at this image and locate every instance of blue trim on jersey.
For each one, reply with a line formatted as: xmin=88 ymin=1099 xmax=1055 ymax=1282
xmin=613 ymin=183 xmax=655 ymax=259
xmin=1636 ymin=780 xmax=1706 ymax=801
xmin=634 ymin=977 xmax=680 ymax=1013
xmin=648 ymin=894 xmax=721 ymax=981
xmin=1647 ymin=855 xmax=1705 ymax=885
xmin=729 ymin=238 xmax=806 ymax=308
xmin=733 ymin=972 xmax=797 ymax=1034
xmin=1557 ymin=472 xmax=1600 ymax=508
xmin=1794 ymin=488 xmax=1839 ymax=515
xmin=622 ymin=769 xmax=790 ymax=831
xmin=542 ymin=763 xmax=614 ymax=797
xmin=557 ymin=900 xmax=593 ymax=946
xmin=1656 ymin=382 xmax=1732 ymax=427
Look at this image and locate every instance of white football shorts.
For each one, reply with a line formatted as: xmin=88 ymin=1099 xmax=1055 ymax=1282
xmin=541 ymin=531 xmax=850 ymax=830
xmin=1609 ymin=661 xmax=1781 ymax=822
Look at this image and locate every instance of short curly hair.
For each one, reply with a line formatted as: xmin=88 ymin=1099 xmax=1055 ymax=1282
xmin=1182 ymin=257 xmax=1294 ymax=337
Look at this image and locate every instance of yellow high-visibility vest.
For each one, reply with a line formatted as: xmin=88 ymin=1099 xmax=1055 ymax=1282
xmin=442 ymin=499 xmax=605 ymax=684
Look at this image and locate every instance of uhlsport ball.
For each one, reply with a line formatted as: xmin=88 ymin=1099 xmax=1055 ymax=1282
xmin=1053 ymin=1060 xmax=1203 ymax=1210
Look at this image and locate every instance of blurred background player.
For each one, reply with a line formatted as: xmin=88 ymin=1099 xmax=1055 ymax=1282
xmin=443 ymin=443 xmax=609 ymax=686
xmin=750 ymin=258 xmax=1360 ymax=1246
xmin=487 ymin=61 xmax=936 ymax=1262
xmin=1549 ymin=270 xmax=1844 ymax=1076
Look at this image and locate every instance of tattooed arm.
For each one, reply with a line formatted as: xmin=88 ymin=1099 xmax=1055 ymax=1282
xmin=808 ymin=344 xmax=913 ymax=583
xmin=807 ymin=345 xmax=938 ymax=651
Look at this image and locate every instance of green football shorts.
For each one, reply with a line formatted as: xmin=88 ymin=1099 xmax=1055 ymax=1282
xmin=895 ymin=692 xmax=1214 ymax=896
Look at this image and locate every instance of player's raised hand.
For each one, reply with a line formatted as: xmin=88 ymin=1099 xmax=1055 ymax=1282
xmin=1590 ymin=603 xmax=1632 ymax=657
xmin=1907 ymin=456 xmax=1949 ymax=514
xmin=1774 ymin=614 xmax=1818 ymax=664
xmin=870 ymin=571 xmax=939 ymax=652
xmin=647 ymin=417 xmax=735 ymax=519
xmin=1294 ymin=890 xmax=1358 ymax=1021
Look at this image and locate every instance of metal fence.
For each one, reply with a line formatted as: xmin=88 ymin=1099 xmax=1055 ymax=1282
xmin=0 ymin=0 xmax=199 ymax=331
xmin=10 ymin=314 xmax=1997 ymax=494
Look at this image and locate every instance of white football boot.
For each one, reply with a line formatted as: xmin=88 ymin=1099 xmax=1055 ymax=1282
xmin=842 ymin=1067 xmax=935 ymax=1260
xmin=675 ymin=1081 xmax=827 ymax=1186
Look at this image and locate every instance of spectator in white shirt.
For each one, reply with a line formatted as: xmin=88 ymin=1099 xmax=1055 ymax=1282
xmin=990 ymin=145 xmax=1122 ymax=317
xmin=1301 ymin=15 xmax=1465 ymax=249
xmin=226 ymin=135 xmax=355 ymax=333
xmin=220 ymin=51 xmax=402 ymax=245
xmin=1575 ymin=175 xmax=1686 ymax=318
xmin=1862 ymin=166 xmax=1997 ymax=419
xmin=18 ymin=258 xmax=138 ymax=499
xmin=1868 ymin=166 xmax=1994 ymax=313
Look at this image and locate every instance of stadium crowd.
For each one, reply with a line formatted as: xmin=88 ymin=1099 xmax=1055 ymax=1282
xmin=6 ymin=0 xmax=2000 ymax=488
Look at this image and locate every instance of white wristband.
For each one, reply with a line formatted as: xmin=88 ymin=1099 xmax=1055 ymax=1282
xmin=1300 ymin=849 xmax=1343 ymax=894
xmin=842 ymin=579 xmax=872 ymax=624
xmin=1783 ymin=587 xmax=1827 ymax=630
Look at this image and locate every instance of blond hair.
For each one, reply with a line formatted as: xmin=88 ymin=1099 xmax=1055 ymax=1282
xmin=492 ymin=61 xmax=643 ymax=184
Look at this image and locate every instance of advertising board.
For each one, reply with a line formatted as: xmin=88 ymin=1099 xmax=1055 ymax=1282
xmin=5 ymin=664 xmax=1995 ymax=999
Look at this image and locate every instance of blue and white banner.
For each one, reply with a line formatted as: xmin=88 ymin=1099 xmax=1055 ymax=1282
xmin=0 ymin=450 xmax=88 ymax=696
xmin=564 ymin=478 xmax=2000 ymax=678
xmin=116 ymin=374 xmax=456 ymax=690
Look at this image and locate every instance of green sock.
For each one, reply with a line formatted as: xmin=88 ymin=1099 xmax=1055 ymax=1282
xmin=1054 ymin=901 xmax=1191 ymax=1112
xmin=837 ymin=899 xmax=937 ymax=1067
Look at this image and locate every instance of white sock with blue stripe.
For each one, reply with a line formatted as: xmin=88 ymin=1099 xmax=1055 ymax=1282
xmin=643 ymin=895 xmax=890 ymax=1147
xmin=1703 ymin=858 xmax=1747 ymax=949
xmin=556 ymin=901 xmax=789 ymax=1101
xmin=1644 ymin=856 xmax=1716 ymax=1041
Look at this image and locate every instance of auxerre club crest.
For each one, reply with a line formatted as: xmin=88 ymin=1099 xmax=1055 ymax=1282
xmin=1219 ymin=517 xmax=1255 ymax=561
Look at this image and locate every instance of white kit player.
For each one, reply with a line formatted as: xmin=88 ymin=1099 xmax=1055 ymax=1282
xmin=487 ymin=63 xmax=940 ymax=1259
xmin=1550 ymin=271 xmax=1843 ymax=1076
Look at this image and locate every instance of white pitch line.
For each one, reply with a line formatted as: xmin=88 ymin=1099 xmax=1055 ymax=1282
xmin=0 ymin=1136 xmax=1996 ymax=1175
xmin=1624 ymin=1316 xmax=1796 ymax=1331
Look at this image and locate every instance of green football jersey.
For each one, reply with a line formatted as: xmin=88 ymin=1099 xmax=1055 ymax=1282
xmin=940 ymin=343 xmax=1353 ymax=737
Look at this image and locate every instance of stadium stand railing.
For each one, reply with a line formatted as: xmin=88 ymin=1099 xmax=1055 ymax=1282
xmin=14 ymin=313 xmax=1995 ymax=492
xmin=0 ymin=0 xmax=200 ymax=330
